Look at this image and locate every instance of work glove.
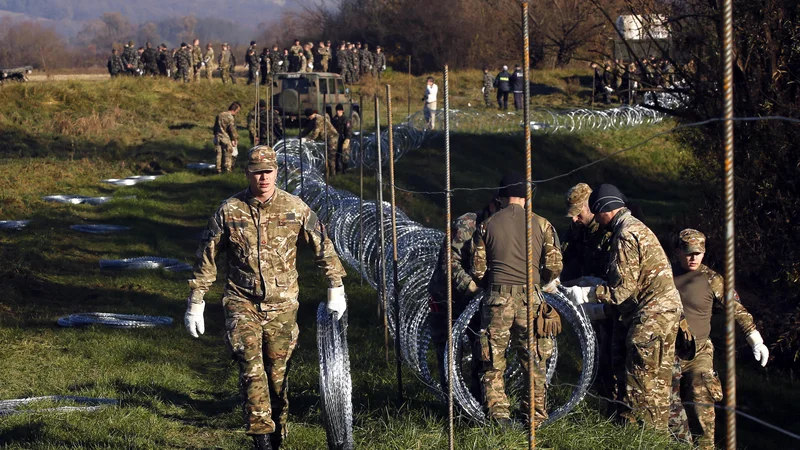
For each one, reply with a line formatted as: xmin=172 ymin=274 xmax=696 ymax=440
xmin=308 ymin=63 xmax=314 ymax=69
xmin=278 ymin=61 xmax=283 ymax=66
xmin=327 ymin=285 xmax=347 ymax=319
xmin=564 ymin=285 xmax=597 ymax=306
xmin=746 ymin=330 xmax=769 ymax=367
xmin=481 ymin=87 xmax=485 ymax=94
xmin=466 ymin=280 xmax=483 ymax=299
xmin=564 ymin=276 xmax=604 ymax=288
xmin=541 ymin=277 xmax=560 ymax=294
xmin=231 ymin=144 xmax=238 ymax=157
xmin=184 ymin=298 xmax=206 ymax=338
xmin=581 ymin=303 xmax=608 ymax=321
xmin=382 ymin=65 xmax=386 ymax=71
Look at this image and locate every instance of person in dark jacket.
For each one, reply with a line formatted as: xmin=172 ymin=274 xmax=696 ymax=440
xmin=493 ymin=65 xmax=511 ymax=110
xmin=509 ymin=64 xmax=524 ymax=111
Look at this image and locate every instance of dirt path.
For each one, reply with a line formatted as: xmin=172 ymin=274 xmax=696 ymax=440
xmin=27 ymin=74 xmax=110 ymax=82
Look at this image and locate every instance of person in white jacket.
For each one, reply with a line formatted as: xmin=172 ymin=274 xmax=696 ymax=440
xmin=423 ymin=76 xmax=438 ymax=130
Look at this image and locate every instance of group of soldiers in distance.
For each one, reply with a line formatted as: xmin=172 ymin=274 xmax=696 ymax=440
xmin=107 ymin=39 xmax=388 ymax=85
xmin=590 ymin=57 xmax=689 ymax=105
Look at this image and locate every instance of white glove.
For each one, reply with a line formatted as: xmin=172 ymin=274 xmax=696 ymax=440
xmin=327 ymin=285 xmax=347 ymax=319
xmin=278 ymin=61 xmax=283 ymax=66
xmin=382 ymin=65 xmax=386 ymax=70
xmin=746 ymin=330 xmax=769 ymax=367
xmin=604 ymin=86 xmax=614 ymax=93
xmin=184 ymin=299 xmax=205 ymax=338
xmin=481 ymin=87 xmax=485 ymax=94
xmin=541 ymin=277 xmax=560 ymax=294
xmin=564 ymin=286 xmax=596 ymax=306
xmin=231 ymin=146 xmax=238 ymax=157
xmin=581 ymin=303 xmax=607 ymax=321
xmin=308 ymin=63 xmax=314 ymax=69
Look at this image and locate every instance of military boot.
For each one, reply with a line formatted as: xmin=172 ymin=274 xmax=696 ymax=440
xmin=252 ymin=434 xmax=272 ymax=450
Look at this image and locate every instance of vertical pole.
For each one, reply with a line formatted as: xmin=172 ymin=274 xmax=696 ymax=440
xmin=255 ymin=72 xmax=260 ymax=146
xmin=282 ymin=82 xmax=288 ymax=190
xmin=268 ymin=75 xmax=273 ymax=147
xmin=323 ymin=94 xmax=329 ymax=221
xmin=407 ymin=56 xmax=411 ymax=120
xmin=522 ymin=3 xmax=536 ymax=449
xmin=722 ymin=0 xmax=737 ymax=447
xmin=298 ymin=100 xmax=304 ymax=197
xmin=591 ymin=68 xmax=596 ymax=108
xmin=375 ymin=95 xmax=389 ymax=363
xmin=444 ymin=64 xmax=454 ymax=450
xmin=628 ymin=69 xmax=632 ymax=105
xmin=359 ymin=94 xmax=365 ymax=287
xmin=387 ymin=85 xmax=404 ymax=404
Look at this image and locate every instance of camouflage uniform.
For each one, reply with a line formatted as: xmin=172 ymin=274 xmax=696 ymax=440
xmin=246 ymin=49 xmax=258 ymax=84
xmin=482 ymin=72 xmax=494 ymax=107
xmin=667 ymin=232 xmax=758 ymax=449
xmin=247 ymin=106 xmax=280 ymax=147
xmin=260 ymin=50 xmax=270 ymax=84
xmin=290 ymin=44 xmax=303 ymax=72
xmin=107 ymin=52 xmax=124 ymax=77
xmin=141 ymin=47 xmax=159 ymax=76
xmin=304 ymin=47 xmax=314 ymax=72
xmin=359 ymin=45 xmax=373 ymax=77
xmin=121 ymin=43 xmax=138 ymax=75
xmin=188 ymin=151 xmax=345 ymax=437
xmin=336 ymin=46 xmax=347 ymax=79
xmin=351 ymin=48 xmax=360 ymax=82
xmin=191 ymin=45 xmax=203 ymax=82
xmin=176 ymin=47 xmax=192 ymax=83
xmin=373 ymin=49 xmax=386 ymax=79
xmin=472 ymin=205 xmax=562 ymax=425
xmin=593 ymin=208 xmax=682 ymax=430
xmin=218 ymin=46 xmax=234 ymax=84
xmin=318 ymin=46 xmax=330 ymax=72
xmin=204 ymin=47 xmax=216 ymax=81
xmin=330 ymin=113 xmax=351 ymax=174
xmin=302 ymin=114 xmax=339 ymax=178
xmin=214 ymin=110 xmax=239 ymax=173
xmin=275 ymin=52 xmax=288 ymax=73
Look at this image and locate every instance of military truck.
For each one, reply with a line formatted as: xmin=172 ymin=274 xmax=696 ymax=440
xmin=271 ymin=72 xmax=361 ymax=129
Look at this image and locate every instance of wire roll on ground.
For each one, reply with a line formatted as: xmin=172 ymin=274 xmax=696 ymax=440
xmin=70 ymin=224 xmax=132 ymax=234
xmin=99 ymin=256 xmax=192 ymax=271
xmin=317 ymin=304 xmax=354 ymax=450
xmin=0 ymin=220 xmax=30 ymax=230
xmin=0 ymin=396 xmax=118 ymax=415
xmin=57 ymin=313 xmax=173 ymax=328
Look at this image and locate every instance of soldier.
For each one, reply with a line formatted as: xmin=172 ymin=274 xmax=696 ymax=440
xmin=184 ymin=145 xmax=347 ymax=450
xmin=564 ymin=184 xmax=682 ymax=430
xmin=219 ymin=43 xmax=235 ymax=85
xmin=260 ymin=48 xmax=270 ymax=84
xmin=289 ymin=39 xmax=303 ymax=72
xmin=560 ymin=183 xmax=615 ymax=416
xmin=141 ymin=42 xmax=158 ymax=76
xmin=213 ymin=102 xmax=241 ymax=173
xmin=482 ymin=67 xmax=493 ymax=107
xmin=107 ymin=48 xmax=124 ymax=77
xmin=191 ymin=39 xmax=203 ymax=82
xmin=300 ymin=109 xmax=338 ymax=179
xmin=247 ymin=100 xmax=281 ymax=147
xmin=494 ymin=66 xmax=511 ymax=110
xmin=136 ymin=47 xmax=145 ymax=75
xmin=317 ymin=41 xmax=330 ymax=72
xmin=510 ymin=64 xmax=524 ymax=111
xmin=373 ymin=46 xmax=386 ymax=79
xmin=337 ymin=43 xmax=348 ymax=81
xmin=175 ymin=43 xmax=193 ymax=83
xmin=668 ymin=229 xmax=768 ymax=449
xmin=248 ymin=99 xmax=264 ymax=147
xmin=121 ymin=40 xmax=137 ymax=75
xmin=360 ymin=44 xmax=373 ymax=78
xmin=276 ymin=48 xmax=289 ymax=73
xmin=427 ymin=198 xmax=500 ymax=394
xmin=602 ymin=62 xmax=614 ymax=104
xmin=304 ymin=43 xmax=314 ymax=72
xmin=330 ymin=104 xmax=351 ymax=174
xmin=157 ymin=45 xmax=169 ymax=76
xmin=472 ymin=172 xmax=562 ymax=427
xmin=350 ymin=45 xmax=360 ymax=83
xmin=204 ymin=43 xmax=216 ymax=81
xmin=269 ymin=45 xmax=281 ymax=75
xmin=246 ymin=47 xmax=259 ymax=84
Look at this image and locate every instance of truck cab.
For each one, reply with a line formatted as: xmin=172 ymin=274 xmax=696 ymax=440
xmin=271 ymin=72 xmax=361 ymax=129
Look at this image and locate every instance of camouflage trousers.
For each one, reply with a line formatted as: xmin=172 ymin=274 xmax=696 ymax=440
xmin=215 ymin=140 xmax=236 ymax=173
xmin=192 ymin=66 xmax=200 ymax=82
xmin=223 ymin=295 xmax=300 ymax=436
xmin=205 ymin=65 xmax=215 ymax=81
xmin=479 ymin=287 xmax=553 ymax=425
xmin=334 ymin=138 xmax=351 ymax=174
xmin=321 ymin=60 xmax=329 ymax=72
xmin=247 ymin=66 xmax=258 ymax=84
xmin=220 ymin=67 xmax=234 ymax=84
xmin=484 ymin=88 xmax=492 ymax=107
xmin=177 ymin=67 xmax=190 ymax=83
xmin=669 ymin=339 xmax=721 ymax=449
xmin=323 ymin=137 xmax=338 ymax=178
xmin=614 ymin=307 xmax=681 ymax=430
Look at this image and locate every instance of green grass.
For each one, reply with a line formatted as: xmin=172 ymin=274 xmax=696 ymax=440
xmin=0 ymin=76 xmax=796 ymax=449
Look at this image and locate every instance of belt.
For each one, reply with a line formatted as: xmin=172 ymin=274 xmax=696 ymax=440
xmin=490 ymin=284 xmax=527 ymax=295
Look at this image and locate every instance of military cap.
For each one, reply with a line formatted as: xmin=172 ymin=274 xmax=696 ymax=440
xmin=259 ymin=99 xmax=267 ymax=108
xmin=335 ymin=103 xmax=344 ymax=111
xmin=222 ymin=42 xmax=228 ymax=47
xmin=248 ymin=146 xmax=278 ymax=172
xmin=304 ymin=108 xmax=314 ymax=117
xmin=678 ymin=229 xmax=706 ymax=254
xmin=180 ymin=42 xmax=187 ymax=47
xmin=565 ymin=183 xmax=592 ymax=217
xmin=497 ymin=172 xmax=527 ymax=199
xmin=128 ymin=40 xmax=134 ymax=46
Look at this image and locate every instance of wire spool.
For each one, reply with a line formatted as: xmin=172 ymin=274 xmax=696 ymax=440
xmin=57 ymin=313 xmax=173 ymax=328
xmin=70 ymin=224 xmax=132 ymax=234
xmin=0 ymin=396 xmax=118 ymax=415
xmin=316 ymin=304 xmax=354 ymax=450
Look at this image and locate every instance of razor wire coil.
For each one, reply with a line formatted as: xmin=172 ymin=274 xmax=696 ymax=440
xmin=57 ymin=313 xmax=173 ymax=328
xmin=99 ymin=256 xmax=192 ymax=271
xmin=316 ymin=304 xmax=354 ymax=450
xmin=0 ymin=396 xmax=118 ymax=416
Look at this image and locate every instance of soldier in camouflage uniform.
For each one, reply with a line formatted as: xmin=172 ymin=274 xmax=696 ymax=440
xmin=337 ymin=43 xmax=349 ymax=82
xmin=246 ymin=47 xmax=259 ymax=84
xmin=276 ymin=48 xmax=289 ymax=73
xmin=329 ymin=104 xmax=351 ymax=174
xmin=157 ymin=45 xmax=169 ymax=76
xmin=175 ymin=43 xmax=192 ymax=83
xmin=301 ymin=109 xmax=339 ymax=178
xmin=482 ymin=67 xmax=494 ymax=107
xmin=191 ymin=39 xmax=203 ymax=82
xmin=107 ymin=49 xmax=124 ymax=77
xmin=218 ymin=43 xmax=235 ymax=85
xmin=304 ymin=43 xmax=314 ymax=72
xmin=141 ymin=42 xmax=158 ymax=76
xmin=317 ymin=41 xmax=330 ymax=72
xmin=213 ymin=102 xmax=241 ymax=173
xmin=427 ymin=199 xmax=500 ymax=395
xmin=260 ymin=48 xmax=270 ymax=84
xmin=247 ymin=100 xmax=282 ymax=147
xmin=289 ymin=40 xmax=303 ymax=72
xmin=121 ymin=40 xmax=138 ymax=75
xmin=472 ymin=173 xmax=563 ymax=427
xmin=360 ymin=44 xmax=373 ymax=78
xmin=373 ymin=46 xmax=386 ymax=79
xmin=184 ymin=146 xmax=347 ymax=450
xmin=667 ymin=229 xmax=769 ymax=449
xmin=565 ymin=184 xmax=682 ymax=430
xmin=350 ymin=45 xmax=360 ymax=83
xmin=203 ymin=43 xmax=216 ymax=81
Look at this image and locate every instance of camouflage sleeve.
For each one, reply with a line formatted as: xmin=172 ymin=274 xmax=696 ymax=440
xmin=539 ymin=219 xmax=563 ymax=284
xmin=188 ymin=206 xmax=227 ymax=302
xmin=247 ymin=111 xmax=255 ymax=137
xmin=450 ymin=221 xmax=475 ymax=296
xmin=224 ymin=114 xmax=238 ymax=141
xmin=304 ymin=117 xmax=322 ymax=140
xmin=470 ymin=223 xmax=488 ymax=284
xmin=595 ymin=233 xmax=640 ymax=306
xmin=708 ymin=270 xmax=757 ymax=335
xmin=300 ymin=205 xmax=346 ymax=287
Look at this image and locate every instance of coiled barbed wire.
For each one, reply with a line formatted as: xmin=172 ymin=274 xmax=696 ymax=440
xmin=57 ymin=313 xmax=173 ymax=328
xmin=316 ymin=305 xmax=354 ymax=450
xmin=102 ymin=175 xmax=160 ymax=186
xmin=0 ymin=220 xmax=30 ymax=230
xmin=99 ymin=256 xmax=192 ymax=271
xmin=0 ymin=396 xmax=118 ymax=415
xmin=70 ymin=224 xmax=132 ymax=234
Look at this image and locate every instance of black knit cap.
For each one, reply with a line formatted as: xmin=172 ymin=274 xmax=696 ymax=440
xmin=588 ymin=184 xmax=627 ymax=214
xmin=497 ymin=172 xmax=527 ymax=199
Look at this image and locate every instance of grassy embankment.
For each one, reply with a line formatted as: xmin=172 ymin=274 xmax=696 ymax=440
xmin=0 ymin=73 xmax=796 ymax=449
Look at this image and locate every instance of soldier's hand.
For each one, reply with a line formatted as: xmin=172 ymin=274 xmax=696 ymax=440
xmin=327 ymin=285 xmax=347 ymax=319
xmin=564 ymin=285 xmax=596 ymax=305
xmin=541 ymin=277 xmax=560 ymax=294
xmin=746 ymin=330 xmax=769 ymax=367
xmin=184 ymin=298 xmax=206 ymax=338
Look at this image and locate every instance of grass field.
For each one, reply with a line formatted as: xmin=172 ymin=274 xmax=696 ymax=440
xmin=0 ymin=73 xmax=797 ymax=449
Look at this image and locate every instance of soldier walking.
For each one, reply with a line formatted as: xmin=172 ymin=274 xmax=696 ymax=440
xmin=510 ymin=64 xmax=524 ymax=111
xmin=482 ymin=67 xmax=493 ymax=107
xmin=494 ymin=66 xmax=511 ymax=110
xmin=374 ymin=46 xmax=386 ymax=79
xmin=330 ymin=104 xmax=352 ymax=174
xmin=184 ymin=146 xmax=347 ymax=450
xmin=472 ymin=172 xmax=562 ymax=427
xmin=565 ymin=184 xmax=682 ymax=430
xmin=213 ymin=102 xmax=241 ymax=173
xmin=175 ymin=43 xmax=193 ymax=83
xmin=360 ymin=44 xmax=373 ymax=78
xmin=301 ymin=109 xmax=339 ymax=178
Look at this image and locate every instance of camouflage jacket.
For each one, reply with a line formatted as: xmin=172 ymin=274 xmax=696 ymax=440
xmin=303 ymin=115 xmax=338 ymax=140
xmin=107 ymin=54 xmax=124 ymax=75
xmin=275 ymin=55 xmax=288 ymax=73
xmin=121 ymin=46 xmax=137 ymax=68
xmin=176 ymin=48 xmax=192 ymax=69
xmin=218 ymin=49 xmax=232 ymax=69
xmin=360 ymin=50 xmax=373 ymax=67
xmin=560 ymin=217 xmax=612 ymax=282
xmin=204 ymin=48 xmax=216 ymax=68
xmin=483 ymin=72 xmax=493 ymax=89
xmin=471 ymin=207 xmax=562 ymax=287
xmin=214 ymin=111 xmax=238 ymax=144
xmin=191 ymin=46 xmax=202 ymax=66
xmin=188 ymin=188 xmax=346 ymax=304
xmin=141 ymin=48 xmax=158 ymax=68
xmin=318 ymin=46 xmax=331 ymax=63
xmin=594 ymin=208 xmax=683 ymax=321
xmin=247 ymin=108 xmax=277 ymax=141
xmin=428 ymin=211 xmax=490 ymax=300
xmin=351 ymin=50 xmax=360 ymax=68
xmin=374 ymin=52 xmax=387 ymax=70
xmin=290 ymin=45 xmax=303 ymax=56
